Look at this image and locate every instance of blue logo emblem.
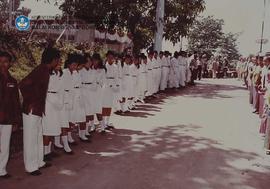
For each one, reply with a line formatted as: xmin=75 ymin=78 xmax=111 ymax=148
xmin=15 ymin=15 xmax=30 ymax=31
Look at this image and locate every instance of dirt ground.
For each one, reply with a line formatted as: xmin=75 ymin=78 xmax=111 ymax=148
xmin=1 ymin=79 xmax=270 ymax=189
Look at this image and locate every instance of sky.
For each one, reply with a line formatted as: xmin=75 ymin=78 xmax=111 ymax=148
xmin=20 ymin=0 xmax=270 ymax=56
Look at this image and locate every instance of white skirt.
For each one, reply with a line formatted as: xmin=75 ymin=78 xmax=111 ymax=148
xmin=59 ymin=107 xmax=70 ymax=128
xmin=93 ymin=88 xmax=103 ymax=114
xmin=69 ymin=95 xmax=86 ymax=123
xmin=82 ymin=88 xmax=95 ymax=115
xmin=42 ymin=97 xmax=61 ymax=136
xmin=102 ymin=86 xmax=115 ymax=108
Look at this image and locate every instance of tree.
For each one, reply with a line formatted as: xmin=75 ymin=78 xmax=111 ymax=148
xmin=0 ymin=0 xmax=31 ymax=25
xmin=187 ymin=16 xmax=240 ymax=60
xmin=40 ymin=0 xmax=205 ymax=52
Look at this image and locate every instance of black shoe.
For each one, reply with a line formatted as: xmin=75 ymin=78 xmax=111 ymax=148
xmin=64 ymin=151 xmax=74 ymax=155
xmin=100 ymin=130 xmax=106 ymax=134
xmin=50 ymin=151 xmax=60 ymax=158
xmin=29 ymin=170 xmax=42 ymax=176
xmin=106 ymin=125 xmax=115 ymax=129
xmin=44 ymin=154 xmax=52 ymax=162
xmin=0 ymin=174 xmax=11 ymax=179
xmin=40 ymin=162 xmax=52 ymax=169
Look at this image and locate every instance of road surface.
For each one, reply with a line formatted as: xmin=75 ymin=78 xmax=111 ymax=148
xmin=1 ymin=79 xmax=270 ymax=189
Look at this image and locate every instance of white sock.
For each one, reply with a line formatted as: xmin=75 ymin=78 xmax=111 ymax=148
xmin=90 ymin=120 xmax=95 ymax=131
xmin=100 ymin=119 xmax=106 ymax=130
xmin=67 ymin=132 xmax=75 ymax=143
xmin=61 ymin=136 xmax=72 ymax=153
xmin=54 ymin=136 xmax=63 ymax=148
xmin=105 ymin=116 xmax=110 ymax=126
xmin=85 ymin=123 xmax=90 ymax=136
xmin=80 ymin=129 xmax=88 ymax=140
xmin=44 ymin=145 xmax=50 ymax=155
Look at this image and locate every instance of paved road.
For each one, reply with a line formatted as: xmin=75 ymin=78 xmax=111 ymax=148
xmin=2 ymin=79 xmax=270 ymax=189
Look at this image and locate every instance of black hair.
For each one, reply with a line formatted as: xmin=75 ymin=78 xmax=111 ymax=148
xmin=106 ymin=50 xmax=115 ymax=57
xmin=0 ymin=51 xmax=12 ymax=62
xmin=174 ymin=51 xmax=179 ymax=58
xmin=92 ymin=53 xmax=106 ymax=70
xmin=64 ymin=53 xmax=80 ymax=69
xmin=154 ymin=50 xmax=158 ymax=54
xmin=41 ymin=47 xmax=61 ymax=65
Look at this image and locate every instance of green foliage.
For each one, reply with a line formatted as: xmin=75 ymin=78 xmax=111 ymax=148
xmin=188 ymin=16 xmax=240 ymax=60
xmin=43 ymin=0 xmax=205 ymax=52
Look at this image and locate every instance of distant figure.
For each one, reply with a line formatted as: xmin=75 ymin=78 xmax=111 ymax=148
xmin=212 ymin=57 xmax=219 ymax=79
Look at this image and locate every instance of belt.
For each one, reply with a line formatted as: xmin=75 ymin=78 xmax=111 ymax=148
xmin=48 ymin=91 xmax=57 ymax=94
xmin=82 ymin=82 xmax=92 ymax=85
xmin=107 ymin=77 xmax=115 ymax=79
xmin=65 ymin=90 xmax=69 ymax=92
xmin=125 ymin=74 xmax=130 ymax=76
xmin=74 ymin=87 xmax=80 ymax=89
xmin=148 ymin=69 xmax=152 ymax=71
xmin=132 ymin=75 xmax=137 ymax=77
xmin=162 ymin=66 xmax=169 ymax=68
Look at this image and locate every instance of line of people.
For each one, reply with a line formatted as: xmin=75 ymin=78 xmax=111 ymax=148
xmin=237 ymin=53 xmax=270 ymax=155
xmin=0 ymin=47 xmax=196 ymax=178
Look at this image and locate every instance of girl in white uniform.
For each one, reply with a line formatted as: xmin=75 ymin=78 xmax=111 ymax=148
xmin=138 ymin=54 xmax=148 ymax=102
xmin=121 ymin=55 xmax=132 ymax=112
xmin=91 ymin=53 xmax=107 ymax=132
xmin=79 ymin=54 xmax=95 ymax=136
xmin=113 ymin=56 xmax=123 ymax=112
xmin=102 ymin=51 xmax=119 ymax=131
xmin=69 ymin=55 xmax=89 ymax=142
xmin=42 ymin=61 xmax=63 ymax=159
xmin=54 ymin=59 xmax=77 ymax=155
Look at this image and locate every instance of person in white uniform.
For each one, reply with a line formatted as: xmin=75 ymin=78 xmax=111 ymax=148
xmin=146 ymin=51 xmax=155 ymax=97
xmin=42 ymin=61 xmax=64 ymax=161
xmin=69 ymin=54 xmax=89 ymax=142
xmin=121 ymin=55 xmax=132 ymax=112
xmin=169 ymin=52 xmax=180 ymax=88
xmin=160 ymin=51 xmax=170 ymax=91
xmin=102 ymin=51 xmax=119 ymax=131
xmin=79 ymin=54 xmax=96 ymax=136
xmin=178 ymin=51 xmax=187 ymax=87
xmin=90 ymin=53 xmax=107 ymax=132
xmin=137 ymin=54 xmax=148 ymax=102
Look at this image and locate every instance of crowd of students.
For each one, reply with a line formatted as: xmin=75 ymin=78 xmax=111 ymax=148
xmin=236 ymin=53 xmax=270 ymax=154
xmin=0 ymin=46 xmax=199 ymax=178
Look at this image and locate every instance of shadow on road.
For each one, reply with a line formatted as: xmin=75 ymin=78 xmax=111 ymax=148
xmin=3 ymin=124 xmax=270 ymax=189
xmin=116 ymin=81 xmax=246 ymax=118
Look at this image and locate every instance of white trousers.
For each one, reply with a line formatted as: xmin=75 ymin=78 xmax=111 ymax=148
xmin=0 ymin=125 xmax=12 ymax=176
xmin=160 ymin=68 xmax=169 ymax=90
xmin=23 ymin=113 xmax=45 ymax=173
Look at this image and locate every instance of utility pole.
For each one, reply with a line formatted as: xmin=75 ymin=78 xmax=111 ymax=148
xmin=259 ymin=0 xmax=266 ymax=53
xmin=154 ymin=0 xmax=164 ymax=52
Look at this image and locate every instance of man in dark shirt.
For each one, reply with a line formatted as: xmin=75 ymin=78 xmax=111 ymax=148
xmin=19 ymin=47 xmax=60 ymax=176
xmin=0 ymin=51 xmax=22 ymax=179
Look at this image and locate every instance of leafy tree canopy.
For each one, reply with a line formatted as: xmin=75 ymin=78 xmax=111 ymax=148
xmin=188 ymin=16 xmax=240 ymax=60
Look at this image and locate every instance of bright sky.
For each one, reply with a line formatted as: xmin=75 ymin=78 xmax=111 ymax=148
xmin=20 ymin=0 xmax=270 ymax=56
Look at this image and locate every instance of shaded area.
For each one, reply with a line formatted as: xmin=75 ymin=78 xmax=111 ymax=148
xmin=2 ymin=125 xmax=270 ymax=189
